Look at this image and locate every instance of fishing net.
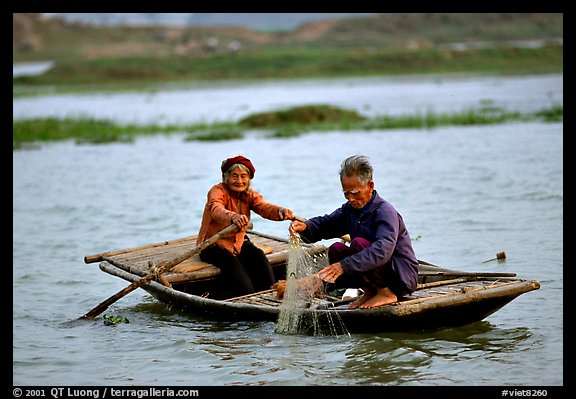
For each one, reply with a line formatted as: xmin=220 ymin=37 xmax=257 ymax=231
xmin=274 ymin=235 xmax=349 ymax=337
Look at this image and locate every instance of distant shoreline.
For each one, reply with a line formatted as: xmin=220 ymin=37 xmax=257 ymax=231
xmin=13 ymin=47 xmax=563 ymax=99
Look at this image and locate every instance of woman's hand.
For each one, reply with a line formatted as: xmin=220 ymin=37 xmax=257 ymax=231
xmin=278 ymin=207 xmax=294 ymax=221
xmin=231 ymin=214 xmax=250 ymax=229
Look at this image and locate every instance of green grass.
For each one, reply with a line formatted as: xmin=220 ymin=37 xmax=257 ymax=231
xmin=13 ymin=104 xmax=563 ymax=149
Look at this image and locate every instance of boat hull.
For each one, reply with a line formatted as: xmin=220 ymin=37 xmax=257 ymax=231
xmin=99 ymin=261 xmax=540 ymax=333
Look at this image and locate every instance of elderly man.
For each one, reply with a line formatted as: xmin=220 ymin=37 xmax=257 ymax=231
xmin=289 ymin=155 xmax=419 ymax=308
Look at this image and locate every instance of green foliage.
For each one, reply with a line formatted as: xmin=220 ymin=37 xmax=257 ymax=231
xmin=532 ymin=105 xmax=563 ymax=122
xmin=12 ymin=105 xmax=563 ymax=149
xmin=185 ymin=125 xmax=245 ymax=141
xmin=103 ymin=314 xmax=130 ymax=325
xmin=239 ymin=104 xmax=366 ymax=128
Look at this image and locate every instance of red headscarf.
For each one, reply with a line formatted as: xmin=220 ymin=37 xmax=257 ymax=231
xmin=221 ymin=155 xmax=255 ymax=178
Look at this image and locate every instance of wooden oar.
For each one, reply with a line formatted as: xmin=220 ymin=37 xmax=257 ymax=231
xmin=77 ymin=224 xmax=238 ymax=321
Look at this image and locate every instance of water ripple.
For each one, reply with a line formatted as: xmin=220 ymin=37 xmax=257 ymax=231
xmin=13 ymin=80 xmax=563 ymax=386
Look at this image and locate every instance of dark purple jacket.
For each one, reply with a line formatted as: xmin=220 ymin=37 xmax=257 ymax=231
xmin=301 ymin=190 xmax=419 ymax=293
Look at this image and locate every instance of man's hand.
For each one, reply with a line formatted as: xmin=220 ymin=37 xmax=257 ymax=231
xmin=289 ymin=220 xmax=307 ymax=236
xmin=318 ymin=262 xmax=344 ymax=283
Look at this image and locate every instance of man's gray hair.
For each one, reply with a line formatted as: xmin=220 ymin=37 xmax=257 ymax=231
xmin=339 ymin=155 xmax=373 ymax=185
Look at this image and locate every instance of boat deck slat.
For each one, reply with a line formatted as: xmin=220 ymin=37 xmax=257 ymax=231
xmin=87 ymin=231 xmax=325 ymax=284
xmin=217 ymin=278 xmax=526 ymax=309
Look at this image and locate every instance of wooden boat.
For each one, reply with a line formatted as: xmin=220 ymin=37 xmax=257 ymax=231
xmin=84 ymin=230 xmax=541 ymax=333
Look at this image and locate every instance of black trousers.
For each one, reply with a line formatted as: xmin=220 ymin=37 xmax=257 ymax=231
xmin=200 ymin=239 xmax=276 ymax=297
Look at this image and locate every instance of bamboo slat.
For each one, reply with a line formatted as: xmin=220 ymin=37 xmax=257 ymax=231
xmin=398 ymin=280 xmax=521 ymax=306
xmin=171 ymin=255 xmax=214 ymax=273
xmin=163 ymin=267 xmax=221 ymax=283
xmin=85 ymin=230 xmax=326 ymax=284
xmin=224 ymin=289 xmax=277 ymax=302
xmin=84 ymin=235 xmax=197 ymax=264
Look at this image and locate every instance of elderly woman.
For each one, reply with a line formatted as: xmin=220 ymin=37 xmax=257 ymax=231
xmin=197 ymin=155 xmax=294 ymax=298
xmin=289 ymin=155 xmax=419 ymax=309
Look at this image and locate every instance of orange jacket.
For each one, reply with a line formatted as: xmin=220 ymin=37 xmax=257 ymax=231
xmin=197 ymin=183 xmax=284 ymax=255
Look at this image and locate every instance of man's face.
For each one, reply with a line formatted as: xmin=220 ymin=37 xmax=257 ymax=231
xmin=341 ymin=175 xmax=374 ymax=209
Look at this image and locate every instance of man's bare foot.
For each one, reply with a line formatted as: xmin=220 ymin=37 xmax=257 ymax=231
xmin=349 ymin=289 xmax=374 ymax=309
xmin=359 ymin=287 xmax=397 ymax=309
xmin=358 ymin=287 xmax=397 ymax=308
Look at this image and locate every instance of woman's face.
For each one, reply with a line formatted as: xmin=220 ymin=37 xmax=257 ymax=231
xmin=225 ymin=166 xmax=251 ymax=193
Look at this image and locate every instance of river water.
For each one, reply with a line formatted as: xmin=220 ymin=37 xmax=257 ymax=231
xmin=13 ymin=74 xmax=563 ymax=388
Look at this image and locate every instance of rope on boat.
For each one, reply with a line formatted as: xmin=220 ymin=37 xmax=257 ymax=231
xmin=147 ymin=260 xmax=160 ymax=279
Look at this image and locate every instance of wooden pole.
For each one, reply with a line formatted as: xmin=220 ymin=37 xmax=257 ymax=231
xmin=418 ymin=259 xmax=442 ymax=268
xmin=77 ymin=224 xmax=238 ymax=320
xmin=418 ymin=271 xmax=516 ymax=278
xmin=416 ymin=277 xmax=470 ymax=289
xmin=482 ymin=251 xmax=507 ymax=263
